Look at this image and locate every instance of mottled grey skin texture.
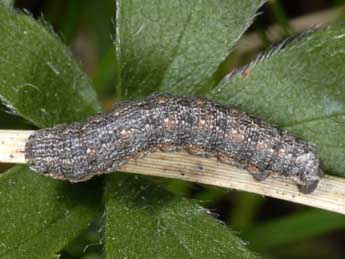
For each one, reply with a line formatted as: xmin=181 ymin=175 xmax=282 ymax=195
xmin=25 ymin=93 xmax=323 ymax=193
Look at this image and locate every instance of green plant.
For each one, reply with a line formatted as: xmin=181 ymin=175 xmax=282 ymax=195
xmin=0 ymin=1 xmax=345 ymax=258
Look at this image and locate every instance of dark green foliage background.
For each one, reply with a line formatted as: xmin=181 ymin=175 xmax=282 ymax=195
xmin=0 ymin=0 xmax=345 ymax=258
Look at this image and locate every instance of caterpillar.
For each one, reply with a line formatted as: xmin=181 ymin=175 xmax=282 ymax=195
xmin=25 ymin=93 xmax=324 ymax=194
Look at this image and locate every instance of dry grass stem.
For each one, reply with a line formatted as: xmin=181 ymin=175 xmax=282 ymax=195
xmin=1 ymin=130 xmax=344 ymax=215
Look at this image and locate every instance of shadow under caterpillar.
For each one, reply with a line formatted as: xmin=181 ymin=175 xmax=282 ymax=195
xmin=25 ymin=93 xmax=324 ymax=194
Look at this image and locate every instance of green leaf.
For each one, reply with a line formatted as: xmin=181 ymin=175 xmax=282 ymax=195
xmin=0 ymin=4 xmax=101 ymax=128
xmin=115 ymin=0 xmax=264 ymax=98
xmin=241 ymin=210 xmax=345 ymax=250
xmin=105 ymin=174 xmax=258 ymax=259
xmin=0 ymin=0 xmax=13 ymax=7
xmin=209 ymin=24 xmax=345 ymax=177
xmin=107 ymin=1 xmax=263 ymax=257
xmin=0 ymin=166 xmax=102 ymax=258
xmin=230 ymin=193 xmax=264 ymax=230
xmin=0 ymin=3 xmax=102 ymax=257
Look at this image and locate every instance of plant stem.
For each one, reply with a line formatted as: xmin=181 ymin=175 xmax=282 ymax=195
xmin=1 ymin=129 xmax=344 ymax=215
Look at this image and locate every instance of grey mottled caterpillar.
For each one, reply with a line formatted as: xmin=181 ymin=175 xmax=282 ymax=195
xmin=25 ymin=93 xmax=324 ymax=194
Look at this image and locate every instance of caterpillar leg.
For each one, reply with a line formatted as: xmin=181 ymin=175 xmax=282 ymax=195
xmin=245 ymin=164 xmax=270 ymax=181
xmin=185 ymin=144 xmax=208 ymax=156
xmin=216 ymin=153 xmax=241 ymax=167
xmin=297 ymin=180 xmax=319 ymax=194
